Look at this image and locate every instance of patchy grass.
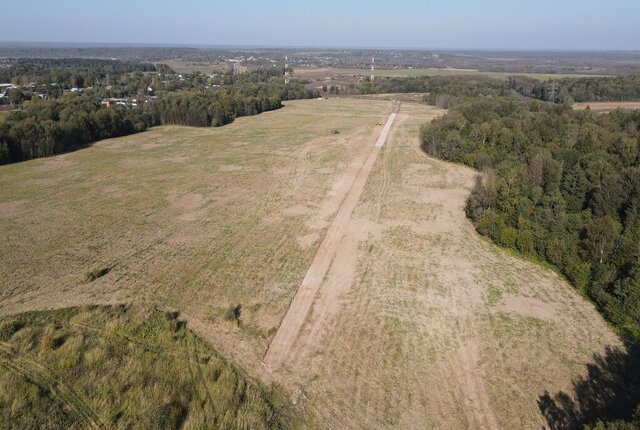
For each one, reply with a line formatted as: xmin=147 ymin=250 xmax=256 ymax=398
xmin=0 ymin=305 xmax=301 ymax=429
xmin=0 ymin=97 xmax=391 ymax=376
xmin=486 ymin=284 xmax=503 ymax=306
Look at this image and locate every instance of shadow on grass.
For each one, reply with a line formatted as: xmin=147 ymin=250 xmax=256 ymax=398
xmin=538 ymin=342 xmax=640 ymax=429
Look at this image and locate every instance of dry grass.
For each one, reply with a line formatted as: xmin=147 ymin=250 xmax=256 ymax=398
xmin=0 ymin=97 xmax=622 ymax=429
xmin=573 ymin=101 xmax=640 ymax=113
xmin=0 ymin=97 xmax=391 ymax=408
xmin=272 ymin=102 xmax=621 ymax=429
xmin=294 ymin=67 xmax=604 ymax=82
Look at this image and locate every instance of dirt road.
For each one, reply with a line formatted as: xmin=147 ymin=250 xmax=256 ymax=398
xmin=263 ymin=103 xmax=400 ymax=371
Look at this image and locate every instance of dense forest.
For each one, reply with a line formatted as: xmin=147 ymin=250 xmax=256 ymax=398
xmin=0 ymin=69 xmax=318 ymax=163
xmin=421 ymin=98 xmax=640 ymax=342
xmin=508 ymin=75 xmax=640 ymax=103
xmin=0 ymin=59 xmax=160 ymax=90
xmin=357 ymin=74 xmax=640 ymax=106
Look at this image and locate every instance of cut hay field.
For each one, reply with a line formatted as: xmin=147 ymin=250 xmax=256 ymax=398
xmin=0 ymin=97 xmax=621 ymax=429
xmin=0 ymin=98 xmax=389 ymax=377
xmin=573 ymin=101 xmax=640 ymax=113
xmin=294 ymin=67 xmax=605 ymax=81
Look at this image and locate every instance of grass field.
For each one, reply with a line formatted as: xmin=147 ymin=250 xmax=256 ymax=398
xmin=266 ymin=99 xmax=620 ymax=429
xmin=0 ymin=97 xmax=621 ymax=428
xmin=0 ymin=305 xmax=297 ymax=429
xmin=0 ymin=97 xmax=392 ymax=402
xmin=573 ymin=101 xmax=640 ymax=112
xmin=294 ymin=67 xmax=606 ymax=81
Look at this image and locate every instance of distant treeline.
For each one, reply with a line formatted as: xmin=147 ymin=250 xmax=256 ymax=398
xmin=358 ymin=75 xmax=516 ymax=107
xmin=0 ymin=69 xmax=318 ymax=164
xmin=0 ymin=58 xmax=162 ymax=89
xmin=0 ymin=94 xmax=154 ymax=162
xmin=149 ymin=69 xmax=317 ymax=127
xmin=357 ymin=74 xmax=640 ymax=106
xmin=508 ymin=75 xmax=640 ymax=103
xmin=421 ymin=98 xmax=640 ymax=343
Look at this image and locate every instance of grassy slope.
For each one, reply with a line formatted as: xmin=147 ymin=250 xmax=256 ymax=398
xmin=0 ymin=305 xmax=299 ymax=429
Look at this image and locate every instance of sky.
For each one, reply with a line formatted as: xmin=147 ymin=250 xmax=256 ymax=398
xmin=3 ymin=0 xmax=639 ymax=50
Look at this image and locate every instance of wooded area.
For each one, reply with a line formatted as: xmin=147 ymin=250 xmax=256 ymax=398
xmin=0 ymin=69 xmax=318 ymax=163
xmin=422 ymin=98 xmax=640 ymax=340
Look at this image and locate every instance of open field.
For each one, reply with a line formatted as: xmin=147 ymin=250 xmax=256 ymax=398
xmin=262 ymin=99 xmax=620 ymax=429
xmin=294 ymin=67 xmax=606 ymax=82
xmin=0 ymin=98 xmax=390 ymax=381
xmin=0 ymin=97 xmax=621 ymax=428
xmin=573 ymin=101 xmax=640 ymax=113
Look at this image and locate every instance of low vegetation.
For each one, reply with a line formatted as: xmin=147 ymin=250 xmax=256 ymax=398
xmin=0 ymin=305 xmax=299 ymax=429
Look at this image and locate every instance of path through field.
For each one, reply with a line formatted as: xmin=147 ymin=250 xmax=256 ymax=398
xmin=264 ymin=103 xmax=400 ymax=371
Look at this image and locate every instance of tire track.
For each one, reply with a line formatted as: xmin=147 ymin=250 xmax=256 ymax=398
xmin=263 ymin=103 xmax=400 ymax=371
xmin=0 ymin=342 xmax=107 ymax=430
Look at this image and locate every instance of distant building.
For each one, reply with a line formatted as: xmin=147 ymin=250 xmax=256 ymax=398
xmin=100 ymin=98 xmax=128 ymax=107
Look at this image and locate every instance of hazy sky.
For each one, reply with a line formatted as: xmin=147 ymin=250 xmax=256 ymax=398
xmin=3 ymin=0 xmax=639 ymax=50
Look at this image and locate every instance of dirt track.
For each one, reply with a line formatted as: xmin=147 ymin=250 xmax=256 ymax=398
xmin=264 ymin=103 xmax=399 ymax=371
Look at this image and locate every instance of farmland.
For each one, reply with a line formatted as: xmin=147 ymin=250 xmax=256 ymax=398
xmin=573 ymin=101 xmax=640 ymax=112
xmin=0 ymin=97 xmax=621 ymax=428
xmin=293 ymin=67 xmax=604 ymax=82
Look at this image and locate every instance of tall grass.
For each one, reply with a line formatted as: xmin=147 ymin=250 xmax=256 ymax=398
xmin=0 ymin=305 xmax=301 ymax=429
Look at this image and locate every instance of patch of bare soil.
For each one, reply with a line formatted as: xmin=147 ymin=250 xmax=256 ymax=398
xmin=0 ymin=200 xmax=26 ymax=219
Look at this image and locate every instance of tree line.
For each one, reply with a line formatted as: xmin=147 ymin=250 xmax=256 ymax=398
xmin=0 ymin=70 xmax=318 ymax=164
xmin=357 ymin=74 xmax=640 ymax=106
xmin=508 ymin=75 xmax=640 ymax=103
xmin=421 ymin=97 xmax=640 ymax=342
xmin=0 ymin=58 xmax=159 ymax=88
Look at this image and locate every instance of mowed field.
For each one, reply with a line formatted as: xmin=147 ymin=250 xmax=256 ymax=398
xmin=573 ymin=101 xmax=640 ymax=113
xmin=0 ymin=98 xmax=388 ymax=379
xmin=0 ymin=97 xmax=621 ymax=428
xmin=294 ymin=67 xmax=605 ymax=81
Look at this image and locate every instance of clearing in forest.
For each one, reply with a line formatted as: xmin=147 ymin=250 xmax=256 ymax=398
xmin=0 ymin=97 xmax=621 ymax=429
xmin=573 ymin=101 xmax=640 ymax=112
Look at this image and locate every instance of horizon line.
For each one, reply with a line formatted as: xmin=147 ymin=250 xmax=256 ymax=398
xmin=0 ymin=40 xmax=639 ymax=53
